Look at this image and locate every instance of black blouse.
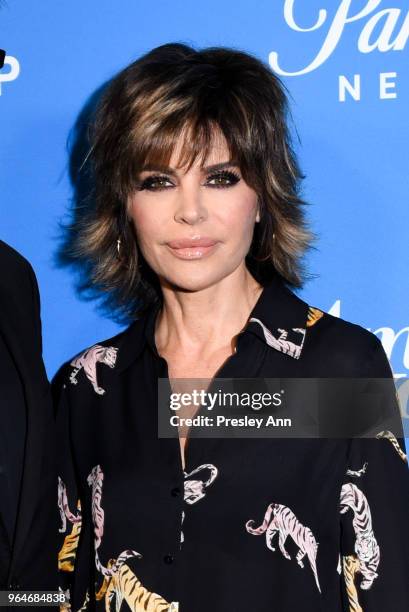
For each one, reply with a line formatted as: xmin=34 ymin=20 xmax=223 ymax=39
xmin=56 ymin=271 xmax=409 ymax=612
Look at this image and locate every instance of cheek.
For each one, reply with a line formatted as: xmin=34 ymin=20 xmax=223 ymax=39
xmin=220 ymin=194 xmax=258 ymax=235
xmin=128 ymin=200 xmax=163 ymax=245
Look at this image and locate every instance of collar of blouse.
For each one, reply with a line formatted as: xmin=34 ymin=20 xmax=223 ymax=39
xmin=113 ymin=269 xmax=312 ymax=375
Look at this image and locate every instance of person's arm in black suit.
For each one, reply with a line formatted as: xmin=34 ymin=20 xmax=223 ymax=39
xmin=0 ymin=241 xmax=58 ymax=593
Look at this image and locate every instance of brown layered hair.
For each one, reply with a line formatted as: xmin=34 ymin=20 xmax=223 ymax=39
xmin=66 ymin=42 xmax=317 ymax=321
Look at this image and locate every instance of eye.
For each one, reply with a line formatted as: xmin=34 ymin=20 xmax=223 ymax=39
xmin=137 ymin=169 xmax=241 ymax=191
xmin=137 ymin=175 xmax=173 ymax=191
xmin=206 ymin=170 xmax=241 ymax=188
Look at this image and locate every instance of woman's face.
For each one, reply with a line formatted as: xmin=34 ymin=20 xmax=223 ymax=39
xmin=127 ymin=129 xmax=260 ymax=291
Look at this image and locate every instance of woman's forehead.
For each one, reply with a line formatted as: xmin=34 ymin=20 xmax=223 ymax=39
xmin=141 ymin=124 xmax=232 ymax=171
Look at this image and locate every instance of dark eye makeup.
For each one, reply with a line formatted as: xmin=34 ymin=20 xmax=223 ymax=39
xmin=136 ymin=169 xmax=241 ymax=192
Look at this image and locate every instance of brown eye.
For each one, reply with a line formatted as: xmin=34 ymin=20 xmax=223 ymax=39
xmin=138 ymin=175 xmax=173 ymax=191
xmin=207 ymin=170 xmax=241 ymax=188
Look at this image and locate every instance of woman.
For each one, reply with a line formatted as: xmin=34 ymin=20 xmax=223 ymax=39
xmin=56 ymin=43 xmax=409 ymax=611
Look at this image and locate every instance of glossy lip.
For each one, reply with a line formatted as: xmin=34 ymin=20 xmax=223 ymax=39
xmin=166 ymin=237 xmax=218 ymax=249
xmin=165 ymin=239 xmax=220 ymax=260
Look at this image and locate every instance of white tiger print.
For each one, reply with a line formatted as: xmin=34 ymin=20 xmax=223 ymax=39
xmin=376 ymin=430 xmax=407 ymax=462
xmin=180 ymin=463 xmax=218 ymax=548
xmin=337 ymin=553 xmax=342 ymax=574
xmin=86 ymin=465 xmax=142 ymax=577
xmin=57 ymin=476 xmax=81 ymax=532
xmin=346 ymin=462 xmax=368 ymax=477
xmin=180 ymin=464 xmax=219 ymax=547
xmin=180 ymin=511 xmax=185 ymax=546
xmin=248 ymin=318 xmax=306 ymax=359
xmin=183 ymin=463 xmax=219 ymax=504
xmin=246 ymin=502 xmax=321 ymax=593
xmin=69 ymin=344 xmax=118 ymax=395
xmin=339 ymin=483 xmax=380 ymax=590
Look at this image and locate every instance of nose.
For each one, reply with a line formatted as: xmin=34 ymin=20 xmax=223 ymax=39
xmin=174 ymin=183 xmax=208 ymax=225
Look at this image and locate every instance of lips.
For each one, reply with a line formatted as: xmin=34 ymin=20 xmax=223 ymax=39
xmin=166 ymin=237 xmax=218 ymax=249
xmin=167 ymin=238 xmax=217 ymax=249
xmin=165 ymin=237 xmax=220 ymax=260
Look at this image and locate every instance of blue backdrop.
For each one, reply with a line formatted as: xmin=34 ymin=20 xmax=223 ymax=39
xmin=1 ymin=1 xmax=408 ymax=443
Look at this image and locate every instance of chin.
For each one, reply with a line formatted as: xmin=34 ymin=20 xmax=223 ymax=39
xmin=161 ymin=266 xmax=232 ymax=293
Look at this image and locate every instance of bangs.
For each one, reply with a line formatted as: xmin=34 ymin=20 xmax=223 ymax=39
xmin=118 ymin=95 xmax=258 ymax=198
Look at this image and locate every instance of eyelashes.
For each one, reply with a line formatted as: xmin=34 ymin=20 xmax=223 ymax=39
xmin=136 ymin=169 xmax=241 ymax=192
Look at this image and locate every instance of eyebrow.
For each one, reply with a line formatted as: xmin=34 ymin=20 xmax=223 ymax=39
xmin=139 ymin=160 xmax=240 ymax=176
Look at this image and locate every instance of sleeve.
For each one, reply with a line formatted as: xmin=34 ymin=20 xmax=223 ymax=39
xmin=339 ymin=336 xmax=409 ymax=611
xmin=26 ymin=261 xmax=43 ymax=356
xmin=55 ymin=378 xmax=93 ymax=611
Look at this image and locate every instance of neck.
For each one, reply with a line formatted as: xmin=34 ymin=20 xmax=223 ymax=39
xmin=154 ymin=266 xmax=264 ymax=357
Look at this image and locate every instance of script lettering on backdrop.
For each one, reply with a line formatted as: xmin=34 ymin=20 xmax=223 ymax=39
xmin=329 ymin=300 xmax=409 ymax=420
xmin=269 ymin=0 xmax=408 ymax=100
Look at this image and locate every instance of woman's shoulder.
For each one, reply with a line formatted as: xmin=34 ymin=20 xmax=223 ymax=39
xmin=304 ymin=304 xmax=388 ymax=377
xmin=306 ymin=304 xmax=379 ymax=347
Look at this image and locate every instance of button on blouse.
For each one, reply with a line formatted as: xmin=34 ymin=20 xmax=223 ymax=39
xmin=56 ymin=270 xmax=409 ymax=611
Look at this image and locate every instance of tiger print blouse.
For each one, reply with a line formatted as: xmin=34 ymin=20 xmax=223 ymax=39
xmin=55 ymin=270 xmax=409 ymax=612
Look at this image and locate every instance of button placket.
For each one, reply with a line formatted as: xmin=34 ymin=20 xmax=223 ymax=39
xmin=8 ymin=579 xmax=20 ymax=589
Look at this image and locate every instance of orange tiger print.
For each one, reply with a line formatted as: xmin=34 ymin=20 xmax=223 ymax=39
xmin=343 ymin=554 xmax=363 ymax=612
xmin=306 ymin=306 xmax=324 ymax=327
xmin=58 ymin=493 xmax=82 ymax=573
xmin=95 ymin=559 xmax=116 ymax=601
xmin=58 ymin=510 xmax=82 ymax=572
xmin=84 ymin=464 xmax=178 ymax=610
xmin=105 ymin=562 xmax=179 ymax=611
xmin=58 ymin=588 xmax=70 ymax=612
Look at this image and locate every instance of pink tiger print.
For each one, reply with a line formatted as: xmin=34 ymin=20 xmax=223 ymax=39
xmin=86 ymin=465 xmax=105 ymax=549
xmin=58 ymin=476 xmax=81 ymax=532
xmin=69 ymin=344 xmax=118 ymax=395
xmin=183 ymin=463 xmax=219 ymax=505
xmin=340 ymin=483 xmax=380 ymax=590
xmin=248 ymin=318 xmax=306 ymax=359
xmin=246 ymin=502 xmax=321 ymax=593
xmin=180 ymin=463 xmax=219 ymax=546
xmin=86 ymin=464 xmax=141 ymax=577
